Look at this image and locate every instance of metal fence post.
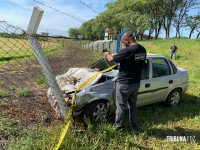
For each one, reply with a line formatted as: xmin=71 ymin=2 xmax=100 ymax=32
xmin=27 ymin=6 xmax=68 ymax=118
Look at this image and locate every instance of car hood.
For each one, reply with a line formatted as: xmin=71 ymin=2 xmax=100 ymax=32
xmin=55 ymin=67 xmax=103 ymax=93
xmin=75 ymin=71 xmax=118 ymax=108
xmin=46 ymin=67 xmax=103 ymax=117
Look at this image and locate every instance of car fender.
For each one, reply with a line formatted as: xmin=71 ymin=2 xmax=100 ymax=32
xmin=164 ymin=87 xmax=183 ymax=101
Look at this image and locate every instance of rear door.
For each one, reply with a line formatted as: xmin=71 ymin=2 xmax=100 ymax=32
xmin=137 ymin=59 xmax=151 ymax=106
xmin=137 ymin=57 xmax=174 ymax=106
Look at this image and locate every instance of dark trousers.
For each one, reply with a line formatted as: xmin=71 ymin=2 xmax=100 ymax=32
xmin=170 ymin=51 xmax=177 ymax=60
xmin=114 ymin=82 xmax=140 ymax=131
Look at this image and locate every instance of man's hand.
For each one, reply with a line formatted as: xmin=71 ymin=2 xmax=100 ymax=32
xmin=103 ymin=52 xmax=109 ymax=57
xmin=103 ymin=52 xmax=114 ymax=62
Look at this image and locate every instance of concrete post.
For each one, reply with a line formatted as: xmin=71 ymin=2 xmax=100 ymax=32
xmin=27 ymin=6 xmax=68 ymax=118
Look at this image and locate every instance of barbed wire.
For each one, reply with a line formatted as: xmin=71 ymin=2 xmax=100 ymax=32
xmin=79 ymin=0 xmax=99 ymax=14
xmin=33 ymin=0 xmax=83 ymax=22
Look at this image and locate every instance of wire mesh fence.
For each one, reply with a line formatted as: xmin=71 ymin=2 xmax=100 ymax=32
xmin=0 ymin=21 xmax=116 ymax=149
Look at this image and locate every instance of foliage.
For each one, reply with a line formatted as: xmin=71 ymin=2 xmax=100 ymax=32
xmin=0 ymin=89 xmax=9 ymax=98
xmin=0 ymin=117 xmax=19 ymax=139
xmin=68 ymin=0 xmax=200 ymax=40
xmin=185 ymin=13 xmax=200 ymax=39
xmin=68 ymin=28 xmax=80 ymax=39
xmin=16 ymin=87 xmax=31 ymax=97
xmin=34 ymin=75 xmax=47 ymax=85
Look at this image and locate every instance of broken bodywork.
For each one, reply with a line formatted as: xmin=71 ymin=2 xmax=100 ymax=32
xmin=46 ymin=58 xmax=117 ymax=118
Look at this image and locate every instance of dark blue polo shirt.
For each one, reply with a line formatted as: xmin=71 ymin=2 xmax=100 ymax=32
xmin=113 ymin=44 xmax=146 ymax=84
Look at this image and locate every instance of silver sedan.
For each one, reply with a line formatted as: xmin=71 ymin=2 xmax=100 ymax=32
xmin=47 ymin=54 xmax=188 ymax=121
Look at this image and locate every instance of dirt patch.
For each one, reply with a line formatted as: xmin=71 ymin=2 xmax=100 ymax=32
xmin=0 ymin=46 xmax=101 ymax=139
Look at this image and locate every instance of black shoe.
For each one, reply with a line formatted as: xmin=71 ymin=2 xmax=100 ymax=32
xmin=132 ymin=130 xmax=136 ymax=134
xmin=112 ymin=126 xmax=123 ymax=131
xmin=131 ymin=130 xmax=137 ymax=136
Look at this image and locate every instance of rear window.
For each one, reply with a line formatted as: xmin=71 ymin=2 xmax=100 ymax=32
xmin=169 ymin=60 xmax=177 ymax=74
xmin=152 ymin=58 xmax=171 ymax=78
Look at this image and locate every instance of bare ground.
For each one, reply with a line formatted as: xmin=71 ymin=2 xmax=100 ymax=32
xmin=0 ymin=46 xmax=101 ymax=140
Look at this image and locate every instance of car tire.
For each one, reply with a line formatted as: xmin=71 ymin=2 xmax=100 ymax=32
xmin=165 ymin=89 xmax=181 ymax=107
xmin=84 ymin=101 xmax=109 ymax=122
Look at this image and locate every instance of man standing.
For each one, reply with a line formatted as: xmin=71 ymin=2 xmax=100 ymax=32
xmin=170 ymin=43 xmax=178 ymax=60
xmin=103 ymin=32 xmax=146 ymax=133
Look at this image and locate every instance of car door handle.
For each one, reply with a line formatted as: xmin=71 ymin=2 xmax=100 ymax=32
xmin=169 ymin=80 xmax=173 ymax=84
xmin=145 ymin=83 xmax=150 ymax=88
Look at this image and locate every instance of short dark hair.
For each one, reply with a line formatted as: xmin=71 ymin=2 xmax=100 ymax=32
xmin=123 ymin=32 xmax=136 ymax=42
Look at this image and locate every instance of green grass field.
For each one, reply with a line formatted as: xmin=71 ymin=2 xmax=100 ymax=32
xmin=2 ymin=38 xmax=200 ymax=149
xmin=0 ymin=37 xmax=61 ymax=63
xmin=55 ymin=38 xmax=200 ymax=150
xmin=140 ymin=38 xmax=200 ymax=95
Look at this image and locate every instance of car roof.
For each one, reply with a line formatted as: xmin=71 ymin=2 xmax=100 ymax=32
xmin=146 ymin=54 xmax=166 ymax=59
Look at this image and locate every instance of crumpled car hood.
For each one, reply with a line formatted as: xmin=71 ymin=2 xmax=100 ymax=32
xmin=46 ymin=67 xmax=103 ymax=117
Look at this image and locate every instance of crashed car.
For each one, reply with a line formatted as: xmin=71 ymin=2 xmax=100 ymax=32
xmin=47 ymin=54 xmax=188 ymax=121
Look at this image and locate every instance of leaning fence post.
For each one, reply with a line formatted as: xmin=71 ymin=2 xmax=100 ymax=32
xmin=27 ymin=6 xmax=68 ymax=118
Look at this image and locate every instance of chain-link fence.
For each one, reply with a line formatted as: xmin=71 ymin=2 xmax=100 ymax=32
xmin=82 ymin=40 xmax=117 ymax=51
xmin=0 ymin=20 xmax=116 ymax=149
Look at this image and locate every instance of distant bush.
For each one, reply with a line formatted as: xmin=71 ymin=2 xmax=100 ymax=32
xmin=0 ymin=33 xmax=26 ymax=39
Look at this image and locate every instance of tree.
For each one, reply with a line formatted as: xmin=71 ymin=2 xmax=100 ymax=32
xmin=185 ymin=14 xmax=200 ymax=39
xmin=79 ymin=20 xmax=95 ymax=39
xmin=68 ymin=0 xmax=199 ymax=41
xmin=195 ymin=11 xmax=200 ymax=39
xmin=161 ymin=0 xmax=183 ymax=39
xmin=173 ymin=0 xmax=198 ymax=38
xmin=141 ymin=0 xmax=165 ymax=39
xmin=196 ymin=29 xmax=200 ymax=38
xmin=106 ymin=0 xmax=151 ymax=40
xmin=68 ymin=28 xmax=80 ymax=39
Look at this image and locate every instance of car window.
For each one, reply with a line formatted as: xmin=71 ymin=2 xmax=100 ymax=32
xmin=152 ymin=58 xmax=171 ymax=78
xmin=141 ymin=60 xmax=149 ymax=80
xmin=168 ymin=60 xmax=177 ymax=74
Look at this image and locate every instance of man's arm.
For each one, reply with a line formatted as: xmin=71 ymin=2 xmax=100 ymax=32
xmin=103 ymin=52 xmax=114 ymax=62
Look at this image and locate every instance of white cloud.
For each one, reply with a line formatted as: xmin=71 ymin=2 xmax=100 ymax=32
xmin=0 ymin=0 xmax=110 ymax=36
xmin=7 ymin=0 xmax=33 ymax=10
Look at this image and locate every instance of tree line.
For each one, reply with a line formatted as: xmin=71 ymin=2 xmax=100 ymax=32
xmin=68 ymin=0 xmax=200 ymax=40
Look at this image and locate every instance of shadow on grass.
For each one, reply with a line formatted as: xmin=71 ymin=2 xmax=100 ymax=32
xmin=110 ymin=92 xmax=200 ymax=140
xmin=136 ymin=93 xmax=199 ymax=126
xmin=147 ymin=127 xmax=200 ymax=144
xmin=128 ymin=143 xmax=153 ymax=150
xmin=76 ymin=92 xmax=199 ymax=129
xmin=124 ymin=92 xmax=200 ymax=143
xmin=0 ymin=55 xmax=32 ymax=62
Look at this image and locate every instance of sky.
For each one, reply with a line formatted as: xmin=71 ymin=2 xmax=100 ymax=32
xmin=0 ymin=0 xmax=199 ymax=38
xmin=0 ymin=0 xmax=111 ymax=36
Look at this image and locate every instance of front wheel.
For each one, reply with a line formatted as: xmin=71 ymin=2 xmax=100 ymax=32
xmin=84 ymin=101 xmax=109 ymax=122
xmin=165 ymin=89 xmax=181 ymax=107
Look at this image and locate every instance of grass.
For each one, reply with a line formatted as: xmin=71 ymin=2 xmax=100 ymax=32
xmin=54 ymin=38 xmax=199 ymax=149
xmin=139 ymin=38 xmax=200 ymax=95
xmin=15 ymin=87 xmax=31 ymax=97
xmin=3 ymin=38 xmax=200 ymax=149
xmin=0 ymin=89 xmax=9 ymax=98
xmin=0 ymin=37 xmax=61 ymax=64
xmin=33 ymin=75 xmax=47 ymax=85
